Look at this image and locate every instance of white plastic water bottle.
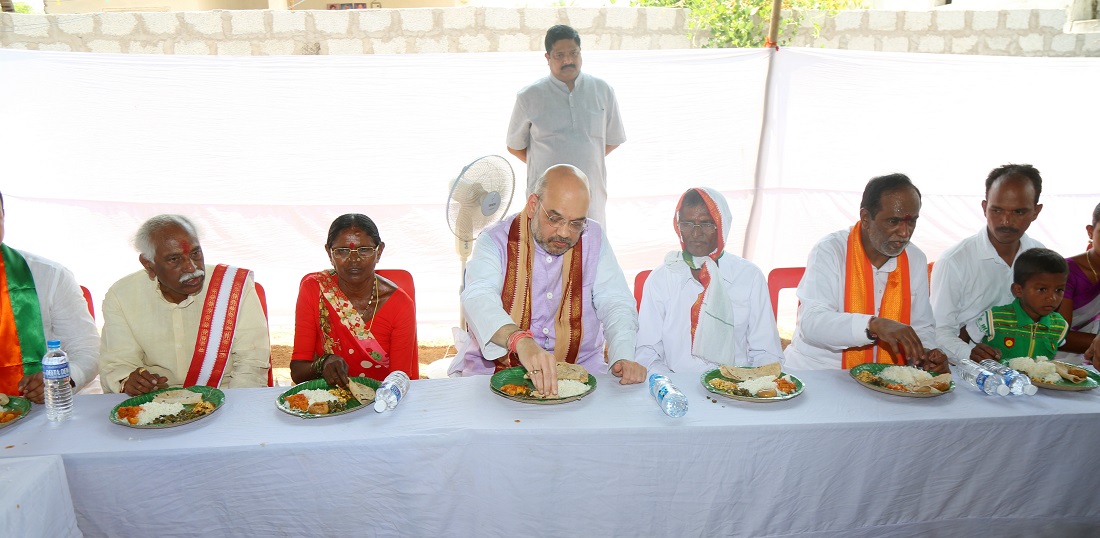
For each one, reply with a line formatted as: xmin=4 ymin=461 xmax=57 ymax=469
xmin=648 ymin=373 xmax=688 ymax=417
xmin=979 ymin=359 xmax=1038 ymax=396
xmin=42 ymin=340 xmax=73 ymax=421
xmin=374 ymin=371 xmax=411 ymax=412
xmin=953 ymin=359 xmax=1010 ymax=396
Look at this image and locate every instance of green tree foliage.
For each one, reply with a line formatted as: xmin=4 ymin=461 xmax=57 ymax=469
xmin=14 ymin=2 xmax=34 ymax=13
xmin=634 ymin=0 xmax=866 ymax=49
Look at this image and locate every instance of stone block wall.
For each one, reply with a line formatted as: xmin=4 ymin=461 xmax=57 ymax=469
xmin=0 ymin=8 xmax=692 ymax=54
xmin=784 ymin=9 xmax=1100 ymax=56
xmin=0 ymin=7 xmax=1097 ymax=56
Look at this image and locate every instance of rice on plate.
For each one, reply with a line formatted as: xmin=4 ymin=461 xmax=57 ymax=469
xmin=878 ymin=366 xmax=934 ymax=385
xmin=533 ymin=379 xmax=590 ymax=399
xmin=1008 ymin=357 xmax=1061 ymax=384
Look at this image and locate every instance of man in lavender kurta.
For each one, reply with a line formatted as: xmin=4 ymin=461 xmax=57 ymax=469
xmin=454 ymin=164 xmax=645 ymax=396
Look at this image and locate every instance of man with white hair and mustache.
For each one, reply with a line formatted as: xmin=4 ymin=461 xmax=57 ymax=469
xmin=99 ymin=215 xmax=270 ymax=395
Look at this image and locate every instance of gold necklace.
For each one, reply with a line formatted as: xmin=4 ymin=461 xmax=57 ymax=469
xmin=366 ymin=276 xmax=378 ymax=333
xmin=1087 ymin=249 xmax=1099 ymax=282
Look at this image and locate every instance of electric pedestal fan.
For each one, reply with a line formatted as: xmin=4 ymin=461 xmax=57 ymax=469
xmin=446 ymin=155 xmax=515 ymax=328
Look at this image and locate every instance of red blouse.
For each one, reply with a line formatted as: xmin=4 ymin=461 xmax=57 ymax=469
xmin=291 ymin=273 xmax=418 ymax=381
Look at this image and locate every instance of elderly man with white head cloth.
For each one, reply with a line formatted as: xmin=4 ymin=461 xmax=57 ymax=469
xmin=636 ymin=188 xmax=783 ymax=372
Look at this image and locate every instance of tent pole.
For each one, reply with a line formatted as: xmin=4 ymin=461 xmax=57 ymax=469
xmin=742 ymin=1 xmax=784 ymax=261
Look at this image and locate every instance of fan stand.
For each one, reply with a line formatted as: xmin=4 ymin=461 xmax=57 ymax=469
xmin=455 ymin=235 xmax=473 ymax=330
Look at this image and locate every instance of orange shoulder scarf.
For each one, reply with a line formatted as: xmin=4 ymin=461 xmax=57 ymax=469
xmin=841 ymin=222 xmax=911 ymax=369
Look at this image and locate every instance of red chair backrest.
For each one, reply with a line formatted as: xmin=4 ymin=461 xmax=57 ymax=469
xmin=377 ymin=269 xmax=415 ymax=303
xmin=634 ymin=270 xmax=652 ymax=312
xmin=80 ymin=285 xmax=94 ymax=320
xmin=767 ymin=267 xmax=805 ymax=321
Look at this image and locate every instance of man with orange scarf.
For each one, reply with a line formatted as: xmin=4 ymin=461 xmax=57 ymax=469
xmin=0 ymin=191 xmax=99 ymax=402
xmin=636 ymin=187 xmax=783 ymax=371
xmin=785 ymin=174 xmax=948 ymax=372
xmin=454 ymin=164 xmax=645 ymax=396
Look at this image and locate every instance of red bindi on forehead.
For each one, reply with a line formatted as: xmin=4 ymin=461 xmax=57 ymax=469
xmin=180 ymin=240 xmax=191 ymax=254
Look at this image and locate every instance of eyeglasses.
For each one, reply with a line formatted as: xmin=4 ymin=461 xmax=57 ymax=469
xmin=551 ymin=49 xmax=581 ymax=61
xmin=678 ymin=221 xmax=718 ymax=234
xmin=331 ymin=246 xmax=378 ymax=259
xmin=538 ymin=198 xmax=588 ymax=234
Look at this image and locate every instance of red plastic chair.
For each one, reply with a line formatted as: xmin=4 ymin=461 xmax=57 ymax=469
xmin=377 ymin=269 xmax=415 ymax=303
xmin=634 ymin=270 xmax=652 ymax=312
xmin=767 ymin=267 xmax=805 ymax=321
xmin=80 ymin=285 xmax=94 ymax=319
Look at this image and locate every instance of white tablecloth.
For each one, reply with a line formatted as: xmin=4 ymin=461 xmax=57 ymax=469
xmin=0 ymin=455 xmax=82 ymax=538
xmin=0 ymin=371 xmax=1097 ymax=537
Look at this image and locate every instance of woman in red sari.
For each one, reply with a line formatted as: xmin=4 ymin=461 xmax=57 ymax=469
xmin=291 ymin=214 xmax=417 ymax=385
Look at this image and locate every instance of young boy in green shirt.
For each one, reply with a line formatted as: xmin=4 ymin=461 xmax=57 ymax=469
xmin=965 ymin=248 xmax=1068 ymax=363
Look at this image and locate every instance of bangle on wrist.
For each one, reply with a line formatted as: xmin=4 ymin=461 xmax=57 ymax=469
xmin=312 ymin=354 xmax=331 ymax=376
xmin=507 ymin=330 xmax=534 ymax=354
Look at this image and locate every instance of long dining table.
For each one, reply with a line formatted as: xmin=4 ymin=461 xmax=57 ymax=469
xmin=0 ymin=369 xmax=1098 ymax=537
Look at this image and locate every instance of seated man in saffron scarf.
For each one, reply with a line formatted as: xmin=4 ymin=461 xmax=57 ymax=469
xmin=99 ymin=215 xmax=270 ymax=395
xmin=453 ymin=164 xmax=645 ymax=395
xmin=784 ymin=174 xmax=948 ymax=372
xmin=0 ymin=191 xmax=100 ymax=402
xmin=636 ymin=187 xmax=783 ymax=372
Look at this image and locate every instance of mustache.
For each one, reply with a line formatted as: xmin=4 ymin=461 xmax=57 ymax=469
xmin=562 ymin=64 xmax=577 ymax=70
xmin=179 ymin=269 xmax=205 ymax=283
xmin=995 ymin=226 xmax=1020 ymax=235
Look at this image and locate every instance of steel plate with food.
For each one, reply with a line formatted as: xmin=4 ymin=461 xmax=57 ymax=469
xmin=849 ymin=363 xmax=953 ymax=398
xmin=110 ymin=386 xmax=225 ymax=428
xmin=1007 ymin=357 xmax=1099 ymax=391
xmin=0 ymin=393 xmax=31 ymax=430
xmin=277 ymin=377 xmax=380 ymax=418
xmin=490 ymin=363 xmax=596 ymax=404
xmin=701 ymin=362 xmax=804 ymax=402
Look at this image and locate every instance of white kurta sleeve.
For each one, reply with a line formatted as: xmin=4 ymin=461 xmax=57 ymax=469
xmin=930 ymin=257 xmax=975 ymax=362
xmin=592 ymin=233 xmax=638 ymax=369
xmin=460 ymin=233 xmax=514 ymax=362
xmin=634 ymin=265 xmax=670 ymax=372
xmin=795 ymin=237 xmax=875 ymax=351
xmin=742 ymin=269 xmax=785 ymax=366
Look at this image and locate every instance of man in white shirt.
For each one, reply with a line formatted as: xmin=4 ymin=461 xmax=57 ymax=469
xmin=636 ymin=187 xmax=783 ymax=372
xmin=99 ymin=215 xmax=270 ymax=395
xmin=785 ymin=174 xmax=948 ymax=372
xmin=0 ymin=191 xmax=99 ymax=402
xmin=931 ymin=164 xmax=1045 ymax=364
xmin=454 ymin=164 xmax=645 ymax=396
xmin=506 ymin=24 xmax=626 ymax=226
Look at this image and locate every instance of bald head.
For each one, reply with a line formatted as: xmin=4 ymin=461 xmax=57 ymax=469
xmin=528 ymin=164 xmax=592 ymax=256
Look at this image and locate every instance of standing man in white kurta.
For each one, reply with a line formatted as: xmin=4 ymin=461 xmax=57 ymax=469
xmin=636 ymin=188 xmax=783 ymax=372
xmin=506 ymin=24 xmax=626 ymax=226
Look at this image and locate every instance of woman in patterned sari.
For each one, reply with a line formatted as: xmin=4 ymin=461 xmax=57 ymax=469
xmin=291 ymin=214 xmax=417 ymax=385
xmin=1057 ymin=202 xmax=1100 ymax=367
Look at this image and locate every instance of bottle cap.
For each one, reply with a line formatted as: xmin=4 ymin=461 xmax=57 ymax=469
xmin=1023 ymin=384 xmax=1038 ymax=396
xmin=995 ymin=385 xmax=1010 ymax=396
xmin=374 ymin=399 xmax=387 ymax=412
xmin=47 ymin=340 xmax=61 ymax=348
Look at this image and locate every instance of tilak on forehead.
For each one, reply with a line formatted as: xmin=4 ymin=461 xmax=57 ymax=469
xmin=180 ymin=240 xmax=191 ymax=254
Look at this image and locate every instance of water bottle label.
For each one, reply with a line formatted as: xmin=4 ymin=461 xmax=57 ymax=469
xmin=656 ymin=385 xmax=669 ymax=402
xmin=43 ymin=362 xmax=70 ymax=380
xmin=390 ymin=385 xmax=402 ymax=402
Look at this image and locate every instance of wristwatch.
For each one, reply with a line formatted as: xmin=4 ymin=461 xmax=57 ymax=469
xmin=865 ymin=317 xmax=879 ymax=342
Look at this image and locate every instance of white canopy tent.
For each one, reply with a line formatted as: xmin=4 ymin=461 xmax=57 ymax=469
xmin=0 ymin=47 xmax=1095 ymax=340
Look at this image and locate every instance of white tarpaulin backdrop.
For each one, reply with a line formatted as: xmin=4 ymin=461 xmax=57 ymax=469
xmin=0 ymin=47 xmax=1095 ymax=340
